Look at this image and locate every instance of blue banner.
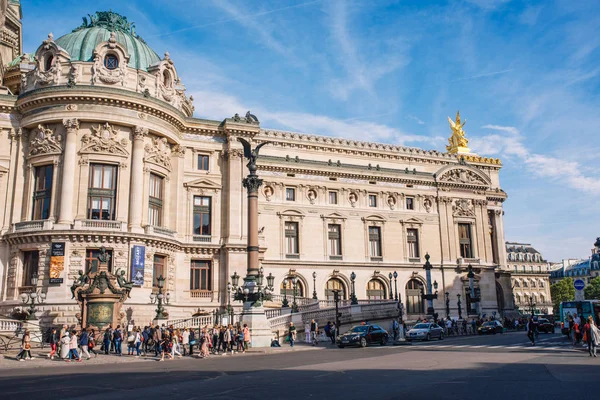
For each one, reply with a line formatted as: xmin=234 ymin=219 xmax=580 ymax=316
xmin=130 ymin=245 xmax=145 ymax=286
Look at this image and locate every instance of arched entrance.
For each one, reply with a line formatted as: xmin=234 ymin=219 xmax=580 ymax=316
xmin=367 ymin=279 xmax=386 ymax=300
xmin=406 ymin=279 xmax=424 ymax=314
xmin=325 ymin=277 xmax=346 ymax=300
xmin=280 ymin=276 xmax=306 ymax=298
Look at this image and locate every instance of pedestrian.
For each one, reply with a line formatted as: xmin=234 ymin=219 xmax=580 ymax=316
xmin=69 ymin=330 xmax=82 ymax=361
xmin=127 ymin=328 xmax=136 ymax=355
xmin=212 ymin=325 xmax=220 ymax=355
xmin=237 ymin=326 xmax=245 ymax=352
xmin=113 ymin=325 xmax=123 ymax=356
xmin=182 ymin=328 xmax=190 ymax=356
xmin=47 ymin=327 xmax=58 ymax=360
xmin=108 ymin=324 xmax=115 ymax=353
xmin=200 ymin=328 xmax=210 ymax=358
xmin=159 ymin=331 xmax=172 ymax=361
xmin=243 ymin=323 xmax=250 ymax=352
xmin=189 ymin=328 xmax=196 ymax=357
xmin=102 ymin=328 xmax=111 ymax=355
xmin=304 ymin=322 xmax=311 ymax=343
xmin=228 ymin=325 xmax=236 ymax=354
xmin=572 ymin=317 xmax=581 ymax=347
xmin=142 ymin=326 xmax=150 ymax=356
xmin=171 ymin=330 xmax=182 ymax=358
xmin=310 ymin=319 xmax=319 ymax=346
xmin=584 ymin=316 xmax=599 ymax=357
xmin=288 ymin=322 xmax=297 ymax=347
xmin=324 ymin=321 xmax=331 ymax=342
xmin=527 ymin=317 xmax=536 ymax=346
xmin=153 ymin=325 xmax=162 ymax=357
xmin=16 ymin=330 xmax=32 ymax=361
xmin=79 ymin=328 xmax=91 ymax=360
xmin=60 ymin=331 xmax=71 ymax=360
xmin=328 ymin=321 xmax=336 ymax=344
xmin=88 ymin=329 xmax=99 ymax=357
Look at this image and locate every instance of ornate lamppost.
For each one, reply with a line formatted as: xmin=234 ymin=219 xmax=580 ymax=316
xmin=421 ymin=254 xmax=439 ymax=322
xmin=350 ymin=271 xmax=358 ymax=305
xmin=19 ymin=273 xmax=46 ymax=320
xmin=291 ymin=276 xmax=299 ymax=313
xmin=332 ymin=289 xmax=342 ymax=334
xmin=282 ymin=278 xmax=289 ymax=308
xmin=393 ymin=271 xmax=398 ymax=301
xmin=457 ymin=294 xmax=463 ymax=320
xmin=312 ymin=271 xmax=317 ymax=300
xmin=445 ymin=292 xmax=450 ymax=318
xmin=527 ymin=295 xmax=536 ymax=317
xmin=388 ymin=273 xmax=394 ymax=300
xmin=149 ymin=275 xmax=170 ymax=321
xmin=227 ymin=282 xmax=234 ymax=323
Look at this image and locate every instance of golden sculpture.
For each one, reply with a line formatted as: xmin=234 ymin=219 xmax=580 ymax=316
xmin=446 ymin=111 xmax=471 ymax=154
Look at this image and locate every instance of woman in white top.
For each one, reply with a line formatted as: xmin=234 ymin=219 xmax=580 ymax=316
xmin=182 ymin=328 xmax=190 ymax=356
xmin=134 ymin=329 xmax=142 ymax=357
xmin=60 ymin=332 xmax=71 ymax=360
xmin=171 ymin=330 xmax=182 ymax=358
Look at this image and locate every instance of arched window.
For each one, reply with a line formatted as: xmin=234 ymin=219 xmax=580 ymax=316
xmin=163 ymin=69 xmax=172 ymax=87
xmin=538 ymin=280 xmax=544 ymax=288
xmin=516 ymin=294 xmax=521 ymax=304
xmin=523 ymin=280 xmax=528 ymax=288
xmin=280 ymin=276 xmax=305 ymax=298
xmin=406 ymin=279 xmax=424 ymax=314
xmin=44 ymin=55 xmax=54 ymax=71
xmin=104 ymin=54 xmax=119 ymax=70
xmin=530 ymin=280 xmax=536 ymax=288
xmin=325 ymin=278 xmax=345 ymax=301
xmin=540 ymin=294 xmax=545 ymax=303
xmin=367 ymin=279 xmax=386 ymax=300
xmin=514 ymin=280 xmax=520 ymax=288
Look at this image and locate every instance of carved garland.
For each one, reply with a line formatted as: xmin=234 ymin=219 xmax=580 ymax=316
xmin=438 ymin=168 xmax=488 ymax=186
xmin=28 ymin=124 xmax=62 ymax=156
xmin=144 ymin=136 xmax=172 ymax=170
xmin=80 ymin=123 xmax=129 ymax=156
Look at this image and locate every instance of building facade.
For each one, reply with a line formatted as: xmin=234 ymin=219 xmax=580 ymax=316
xmin=505 ymin=242 xmax=552 ymax=314
xmin=0 ymin=9 xmax=514 ymax=327
xmin=550 ymin=238 xmax=600 ymax=286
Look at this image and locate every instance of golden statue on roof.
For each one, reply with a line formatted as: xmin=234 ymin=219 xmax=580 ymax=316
xmin=446 ymin=111 xmax=471 ymax=154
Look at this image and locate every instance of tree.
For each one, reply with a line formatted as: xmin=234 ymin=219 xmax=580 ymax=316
xmin=584 ymin=276 xmax=600 ymax=300
xmin=550 ymin=278 xmax=575 ymax=313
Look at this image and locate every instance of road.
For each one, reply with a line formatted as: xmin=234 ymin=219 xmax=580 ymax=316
xmin=1 ymin=331 xmax=599 ymax=400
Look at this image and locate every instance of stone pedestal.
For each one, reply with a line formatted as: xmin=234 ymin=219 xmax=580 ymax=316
xmin=83 ymin=293 xmax=123 ymax=330
xmin=240 ymin=304 xmax=273 ymax=348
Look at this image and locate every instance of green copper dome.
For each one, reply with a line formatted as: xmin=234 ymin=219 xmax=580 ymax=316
xmin=54 ymin=11 xmax=161 ymax=71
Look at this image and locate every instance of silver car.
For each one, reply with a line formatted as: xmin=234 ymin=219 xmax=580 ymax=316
xmin=406 ymin=322 xmax=444 ymax=341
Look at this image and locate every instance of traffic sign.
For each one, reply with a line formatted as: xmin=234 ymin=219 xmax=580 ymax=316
xmin=574 ymin=279 xmax=585 ymax=291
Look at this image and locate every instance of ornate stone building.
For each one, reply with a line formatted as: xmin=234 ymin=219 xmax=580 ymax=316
xmin=506 ymin=242 xmax=552 ymax=314
xmin=0 ymin=10 xmax=514 ymax=327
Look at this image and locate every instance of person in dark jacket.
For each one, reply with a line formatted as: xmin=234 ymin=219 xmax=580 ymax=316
xmin=47 ymin=327 xmax=59 ymax=360
xmin=189 ymin=328 xmax=196 ymax=356
xmin=153 ymin=325 xmax=162 ymax=357
xmin=79 ymin=328 xmax=91 ymax=359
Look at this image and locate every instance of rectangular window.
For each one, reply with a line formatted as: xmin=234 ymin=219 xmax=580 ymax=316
xmin=369 ymin=226 xmax=382 ymax=258
xmin=328 ymin=224 xmax=342 ymax=257
xmin=190 ymin=260 xmax=212 ymax=291
xmin=368 ymin=194 xmax=377 ymax=207
xmin=329 ymin=191 xmax=338 ymax=205
xmin=153 ymin=255 xmax=166 ymax=288
xmin=406 ymin=197 xmax=414 ymax=210
xmin=32 ymin=165 xmax=53 ymax=220
xmin=407 ymin=228 xmax=419 ymax=258
xmin=197 ymin=155 xmax=209 ymax=171
xmin=193 ymin=196 xmax=211 ymax=236
xmin=285 ymin=221 xmax=299 ymax=256
xmin=85 ymin=248 xmax=113 ymax=274
xmin=87 ymin=164 xmax=117 ymax=220
xmin=458 ymin=223 xmax=473 ymax=258
xmin=148 ymin=173 xmax=164 ymax=227
xmin=286 ymin=188 xmax=296 ymax=201
xmin=22 ymin=251 xmax=39 ymax=287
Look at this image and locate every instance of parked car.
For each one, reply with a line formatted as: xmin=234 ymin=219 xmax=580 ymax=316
xmin=477 ymin=320 xmax=503 ymax=335
xmin=537 ymin=318 xmax=555 ymax=334
xmin=406 ymin=323 xmax=444 ymax=341
xmin=337 ymin=324 xmax=389 ymax=348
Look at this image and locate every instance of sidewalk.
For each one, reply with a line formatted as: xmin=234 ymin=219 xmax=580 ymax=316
xmin=0 ymin=342 xmax=323 ymax=369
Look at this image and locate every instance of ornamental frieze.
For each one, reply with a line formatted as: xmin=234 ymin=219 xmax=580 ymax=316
xmin=452 ymin=198 xmax=475 ymax=217
xmin=29 ymin=124 xmax=62 ymax=156
xmin=80 ymin=123 xmax=129 ymax=156
xmin=438 ymin=168 xmax=488 ymax=186
xmin=144 ymin=136 xmax=172 ymax=169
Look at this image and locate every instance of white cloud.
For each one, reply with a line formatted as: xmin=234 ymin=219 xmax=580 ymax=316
xmin=473 ymin=125 xmax=600 ymax=194
xmin=407 ymin=115 xmax=425 ymax=125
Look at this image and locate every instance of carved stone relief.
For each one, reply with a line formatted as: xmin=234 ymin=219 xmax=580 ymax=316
xmin=452 ymin=198 xmax=475 ymax=217
xmin=81 ymin=123 xmax=129 ymax=156
xmin=348 ymin=191 xmax=358 ymax=208
xmin=29 ymin=124 xmax=62 ymax=156
xmin=439 ymin=168 xmax=487 ymax=186
xmin=144 ymin=136 xmax=172 ymax=169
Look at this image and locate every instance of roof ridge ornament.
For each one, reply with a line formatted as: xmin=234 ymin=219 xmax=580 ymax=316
xmin=74 ymin=11 xmax=140 ymax=38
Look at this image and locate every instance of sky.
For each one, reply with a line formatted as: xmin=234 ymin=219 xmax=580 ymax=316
xmin=20 ymin=0 xmax=600 ymax=262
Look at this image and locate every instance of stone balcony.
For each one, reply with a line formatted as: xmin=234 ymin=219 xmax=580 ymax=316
xmin=13 ymin=220 xmax=54 ymax=233
xmin=144 ymin=225 xmax=177 ymax=238
xmin=73 ymin=219 xmax=127 ymax=231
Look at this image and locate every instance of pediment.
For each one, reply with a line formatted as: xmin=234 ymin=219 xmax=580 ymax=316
xmin=435 ymin=164 xmax=491 ymax=187
xmin=401 ymin=217 xmax=424 ymax=225
xmin=184 ymin=178 xmax=221 ymax=190
xmin=322 ymin=212 xmax=347 ymax=220
xmin=277 ymin=209 xmax=305 ymax=218
xmin=362 ymin=214 xmax=386 ymax=222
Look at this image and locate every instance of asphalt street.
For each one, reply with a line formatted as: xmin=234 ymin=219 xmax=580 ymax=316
xmin=1 ymin=331 xmax=599 ymax=400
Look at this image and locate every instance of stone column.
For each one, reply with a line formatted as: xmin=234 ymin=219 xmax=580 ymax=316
xmin=242 ymin=173 xmax=261 ymax=278
xmin=57 ymin=119 xmax=79 ymax=226
xmin=128 ymin=126 xmax=147 ymax=233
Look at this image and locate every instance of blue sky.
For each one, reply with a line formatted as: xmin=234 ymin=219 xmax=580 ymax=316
xmin=21 ymin=0 xmax=600 ymax=262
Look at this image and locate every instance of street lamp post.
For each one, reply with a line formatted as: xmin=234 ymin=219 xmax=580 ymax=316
xmin=421 ymin=254 xmax=439 ymax=322
xmin=312 ymin=271 xmax=317 ymax=300
xmin=291 ymin=276 xmax=299 ymax=313
xmin=388 ymin=273 xmax=394 ymax=300
xmin=19 ymin=273 xmax=46 ymax=320
xmin=467 ymin=264 xmax=480 ymax=315
xmin=350 ymin=271 xmax=358 ymax=305
xmin=445 ymin=292 xmax=450 ymax=318
xmin=393 ymin=271 xmax=398 ymax=301
xmin=527 ymin=296 xmax=536 ymax=317
xmin=149 ymin=275 xmax=170 ymax=321
xmin=457 ymin=294 xmax=463 ymax=320
xmin=282 ymin=278 xmax=289 ymax=308
xmin=332 ymin=289 xmax=342 ymax=334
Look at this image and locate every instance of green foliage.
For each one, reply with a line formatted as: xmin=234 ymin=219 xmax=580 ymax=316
xmin=584 ymin=276 xmax=600 ymax=300
xmin=550 ymin=278 xmax=575 ymax=312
